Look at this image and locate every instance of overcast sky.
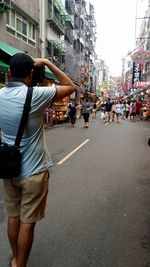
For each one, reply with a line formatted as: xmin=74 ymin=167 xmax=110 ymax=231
xmin=88 ymin=0 xmax=148 ymax=77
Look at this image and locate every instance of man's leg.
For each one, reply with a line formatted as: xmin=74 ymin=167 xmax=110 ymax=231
xmin=8 ymin=217 xmax=35 ymax=267
xmin=17 ymin=222 xmax=36 ymax=267
xmin=8 ymin=216 xmax=20 ymax=267
xmin=108 ymin=112 xmax=111 ymax=122
xmin=105 ymin=112 xmax=108 ymax=124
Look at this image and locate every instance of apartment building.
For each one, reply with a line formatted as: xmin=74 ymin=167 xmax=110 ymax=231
xmin=0 ymin=0 xmax=40 ymax=84
xmin=0 ymin=0 xmax=39 ymax=55
xmin=0 ymin=0 xmax=97 ymax=90
xmin=122 ymin=0 xmax=150 ymax=92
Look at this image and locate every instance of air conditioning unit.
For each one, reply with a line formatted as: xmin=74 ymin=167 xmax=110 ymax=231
xmin=53 ymin=56 xmax=58 ymax=62
xmin=0 ymin=0 xmax=11 ymax=11
xmin=0 ymin=0 xmax=11 ymax=5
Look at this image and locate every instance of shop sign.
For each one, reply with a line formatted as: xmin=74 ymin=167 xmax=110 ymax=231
xmin=102 ymin=82 xmax=109 ymax=89
xmin=134 ymin=81 xmax=150 ymax=87
xmin=132 ymin=50 xmax=150 ymax=64
xmin=132 ymin=62 xmax=142 ymax=88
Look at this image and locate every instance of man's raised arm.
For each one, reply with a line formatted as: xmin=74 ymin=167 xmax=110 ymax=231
xmin=34 ymin=58 xmax=75 ymax=99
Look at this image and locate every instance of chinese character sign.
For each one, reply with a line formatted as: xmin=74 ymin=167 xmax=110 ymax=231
xmin=132 ymin=62 xmax=142 ymax=88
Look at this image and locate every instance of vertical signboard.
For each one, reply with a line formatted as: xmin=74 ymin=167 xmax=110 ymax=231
xmin=132 ymin=62 xmax=142 ymax=88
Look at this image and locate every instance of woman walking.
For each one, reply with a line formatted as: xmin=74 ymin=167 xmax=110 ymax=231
xmin=111 ymin=100 xmax=116 ymax=122
xmin=116 ymin=100 xmax=121 ymax=123
xmin=68 ymin=99 xmax=77 ymax=127
xmin=130 ymin=100 xmax=137 ymax=122
xmin=82 ymin=98 xmax=91 ymax=128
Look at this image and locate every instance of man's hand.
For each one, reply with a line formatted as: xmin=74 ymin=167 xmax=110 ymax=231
xmin=34 ymin=58 xmax=49 ymax=67
xmin=34 ymin=58 xmax=75 ymax=100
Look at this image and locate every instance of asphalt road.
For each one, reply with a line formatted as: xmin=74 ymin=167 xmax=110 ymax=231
xmin=0 ymin=113 xmax=150 ymax=267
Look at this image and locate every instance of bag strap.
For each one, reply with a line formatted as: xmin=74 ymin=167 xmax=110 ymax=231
xmin=14 ymin=87 xmax=33 ymax=147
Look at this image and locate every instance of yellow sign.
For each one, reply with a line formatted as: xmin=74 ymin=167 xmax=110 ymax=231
xmin=102 ymin=82 xmax=109 ymax=89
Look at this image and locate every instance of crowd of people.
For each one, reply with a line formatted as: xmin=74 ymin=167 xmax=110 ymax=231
xmin=67 ymin=96 xmax=150 ymax=128
xmin=99 ymin=97 xmax=148 ymax=125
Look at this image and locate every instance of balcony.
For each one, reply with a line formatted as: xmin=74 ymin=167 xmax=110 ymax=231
xmin=47 ymin=40 xmax=66 ymax=55
xmin=65 ymin=30 xmax=74 ymax=44
xmin=65 ymin=0 xmax=75 ymax=15
xmin=53 ymin=0 xmax=71 ymax=22
xmin=47 ymin=0 xmax=71 ymax=35
xmin=65 ymin=21 xmax=74 ymax=44
xmin=74 ymin=14 xmax=80 ymax=29
xmin=47 ymin=10 xmax=65 ymax=35
xmin=64 ymin=45 xmax=81 ymax=81
xmin=47 ymin=40 xmax=65 ymax=70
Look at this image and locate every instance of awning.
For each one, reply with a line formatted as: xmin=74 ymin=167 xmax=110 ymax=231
xmin=0 ymin=41 xmax=57 ymax=79
xmin=54 ymin=0 xmax=71 ymax=21
xmin=47 ymin=40 xmax=66 ymax=54
xmin=45 ymin=66 xmax=59 ymax=83
xmin=0 ymin=60 xmax=9 ymax=73
xmin=0 ymin=41 xmax=23 ymax=56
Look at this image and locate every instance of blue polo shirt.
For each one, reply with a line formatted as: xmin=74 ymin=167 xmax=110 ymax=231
xmin=0 ymin=82 xmax=56 ymax=179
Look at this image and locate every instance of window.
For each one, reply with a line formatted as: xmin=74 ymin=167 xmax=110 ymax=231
xmin=6 ymin=9 xmax=36 ymax=46
xmin=11 ymin=10 xmax=15 ymax=28
xmin=28 ymin=22 xmax=35 ymax=41
xmin=16 ymin=17 xmax=27 ymax=36
xmin=6 ymin=10 xmax=9 ymax=25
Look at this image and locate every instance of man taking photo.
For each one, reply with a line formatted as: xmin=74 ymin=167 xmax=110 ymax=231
xmin=0 ymin=53 xmax=75 ymax=267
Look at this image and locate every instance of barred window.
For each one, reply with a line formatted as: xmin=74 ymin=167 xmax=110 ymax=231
xmin=6 ymin=9 xmax=36 ymax=46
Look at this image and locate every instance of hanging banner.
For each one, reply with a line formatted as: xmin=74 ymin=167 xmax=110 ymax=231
xmin=132 ymin=62 xmax=142 ymax=88
xmin=131 ymin=50 xmax=150 ymax=64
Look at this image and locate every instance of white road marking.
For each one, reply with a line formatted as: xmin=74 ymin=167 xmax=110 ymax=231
xmin=57 ymin=139 xmax=90 ymax=165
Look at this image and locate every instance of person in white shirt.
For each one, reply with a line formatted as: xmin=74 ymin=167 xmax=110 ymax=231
xmin=116 ymin=100 xmax=121 ymax=123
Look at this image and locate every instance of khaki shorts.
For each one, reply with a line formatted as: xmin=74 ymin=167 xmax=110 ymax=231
xmin=3 ymin=171 xmax=50 ymax=223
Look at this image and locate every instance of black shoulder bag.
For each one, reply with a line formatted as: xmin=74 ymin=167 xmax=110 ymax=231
xmin=0 ymin=87 xmax=33 ymax=179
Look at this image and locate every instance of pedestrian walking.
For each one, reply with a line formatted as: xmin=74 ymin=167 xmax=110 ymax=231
xmin=0 ymin=53 xmax=75 ymax=267
xmin=82 ymin=98 xmax=91 ymax=128
xmin=92 ymin=101 xmax=97 ymax=118
xmin=116 ymin=100 xmax=121 ymax=123
xmin=104 ymin=98 xmax=112 ymax=125
xmin=125 ymin=100 xmax=130 ymax=120
xmin=68 ymin=99 xmax=78 ymax=127
xmin=136 ymin=98 xmax=142 ymax=120
xmin=130 ymin=100 xmax=137 ymax=122
xmin=120 ymin=101 xmax=125 ymax=119
xmin=100 ymin=101 xmax=106 ymax=120
xmin=111 ymin=100 xmax=116 ymax=122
